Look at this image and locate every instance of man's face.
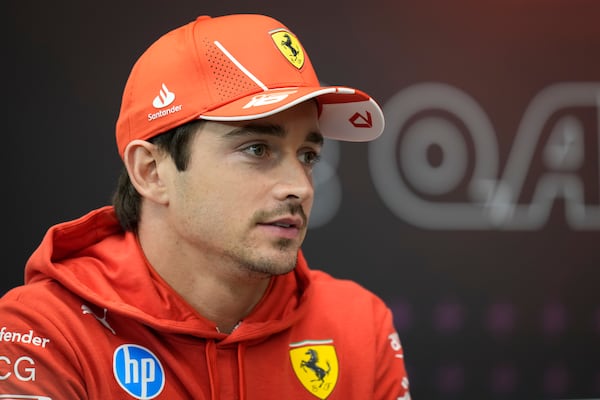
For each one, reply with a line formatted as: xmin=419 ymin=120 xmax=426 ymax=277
xmin=165 ymin=100 xmax=323 ymax=277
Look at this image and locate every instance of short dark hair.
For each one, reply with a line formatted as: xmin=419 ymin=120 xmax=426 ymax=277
xmin=112 ymin=120 xmax=205 ymax=231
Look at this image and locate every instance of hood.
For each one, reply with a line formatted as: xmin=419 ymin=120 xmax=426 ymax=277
xmin=24 ymin=206 xmax=312 ymax=341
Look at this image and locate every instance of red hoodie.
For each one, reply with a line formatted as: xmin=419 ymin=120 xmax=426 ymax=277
xmin=0 ymin=206 xmax=411 ymax=399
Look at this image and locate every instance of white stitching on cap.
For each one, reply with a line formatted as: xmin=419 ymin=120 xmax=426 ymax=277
xmin=214 ymin=40 xmax=268 ymax=91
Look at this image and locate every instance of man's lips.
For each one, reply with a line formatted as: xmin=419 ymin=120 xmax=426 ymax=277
xmin=257 ymin=216 xmax=305 ymax=239
xmin=259 ymin=216 xmax=304 ymax=229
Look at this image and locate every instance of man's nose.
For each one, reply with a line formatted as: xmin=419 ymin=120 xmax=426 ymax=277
xmin=272 ymin=158 xmax=314 ymax=202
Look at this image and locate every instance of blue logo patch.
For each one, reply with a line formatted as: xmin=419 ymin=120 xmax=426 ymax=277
xmin=113 ymin=344 xmax=165 ymax=399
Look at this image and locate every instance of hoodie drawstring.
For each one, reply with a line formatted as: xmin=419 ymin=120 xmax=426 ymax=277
xmin=205 ymin=340 xmax=219 ymax=400
xmin=205 ymin=339 xmax=247 ymax=400
xmin=237 ymin=343 xmax=246 ymax=400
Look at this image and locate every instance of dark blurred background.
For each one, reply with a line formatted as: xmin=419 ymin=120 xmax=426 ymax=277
xmin=4 ymin=1 xmax=600 ymax=399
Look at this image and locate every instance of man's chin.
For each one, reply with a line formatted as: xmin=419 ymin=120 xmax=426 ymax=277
xmin=244 ymin=250 xmax=298 ymax=277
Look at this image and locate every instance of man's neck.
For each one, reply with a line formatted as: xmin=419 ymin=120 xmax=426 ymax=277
xmin=137 ymin=220 xmax=271 ymax=333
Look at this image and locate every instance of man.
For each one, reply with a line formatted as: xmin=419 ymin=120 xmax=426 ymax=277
xmin=1 ymin=14 xmax=411 ymax=399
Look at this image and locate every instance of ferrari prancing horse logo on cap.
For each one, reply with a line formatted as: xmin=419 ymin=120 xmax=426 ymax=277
xmin=289 ymin=340 xmax=338 ymax=399
xmin=272 ymin=30 xmax=305 ymax=69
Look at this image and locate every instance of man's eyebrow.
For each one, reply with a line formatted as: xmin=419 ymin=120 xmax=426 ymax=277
xmin=223 ymin=123 xmax=324 ymax=145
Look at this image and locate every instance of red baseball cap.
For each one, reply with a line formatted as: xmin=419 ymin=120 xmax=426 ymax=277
xmin=115 ymin=14 xmax=385 ymax=158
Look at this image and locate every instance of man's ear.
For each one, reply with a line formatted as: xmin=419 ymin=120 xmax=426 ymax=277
xmin=122 ymin=139 xmax=170 ymax=204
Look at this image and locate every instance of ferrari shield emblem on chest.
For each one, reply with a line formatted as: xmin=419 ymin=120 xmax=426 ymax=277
xmin=271 ymin=30 xmax=305 ymax=69
xmin=289 ymin=340 xmax=339 ymax=399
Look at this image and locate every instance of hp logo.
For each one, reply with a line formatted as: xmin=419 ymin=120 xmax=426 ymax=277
xmin=113 ymin=344 xmax=165 ymax=399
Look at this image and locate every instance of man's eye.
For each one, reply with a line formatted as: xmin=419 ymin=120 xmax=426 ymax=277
xmin=243 ymin=143 xmax=268 ymax=157
xmin=300 ymin=151 xmax=321 ymax=166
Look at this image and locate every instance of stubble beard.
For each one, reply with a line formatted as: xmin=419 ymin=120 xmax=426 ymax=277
xmin=228 ymin=203 xmax=306 ymax=277
xmin=226 ymin=239 xmax=299 ymax=278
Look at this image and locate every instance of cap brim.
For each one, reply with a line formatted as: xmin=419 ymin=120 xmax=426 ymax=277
xmin=199 ymin=86 xmax=384 ymax=142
